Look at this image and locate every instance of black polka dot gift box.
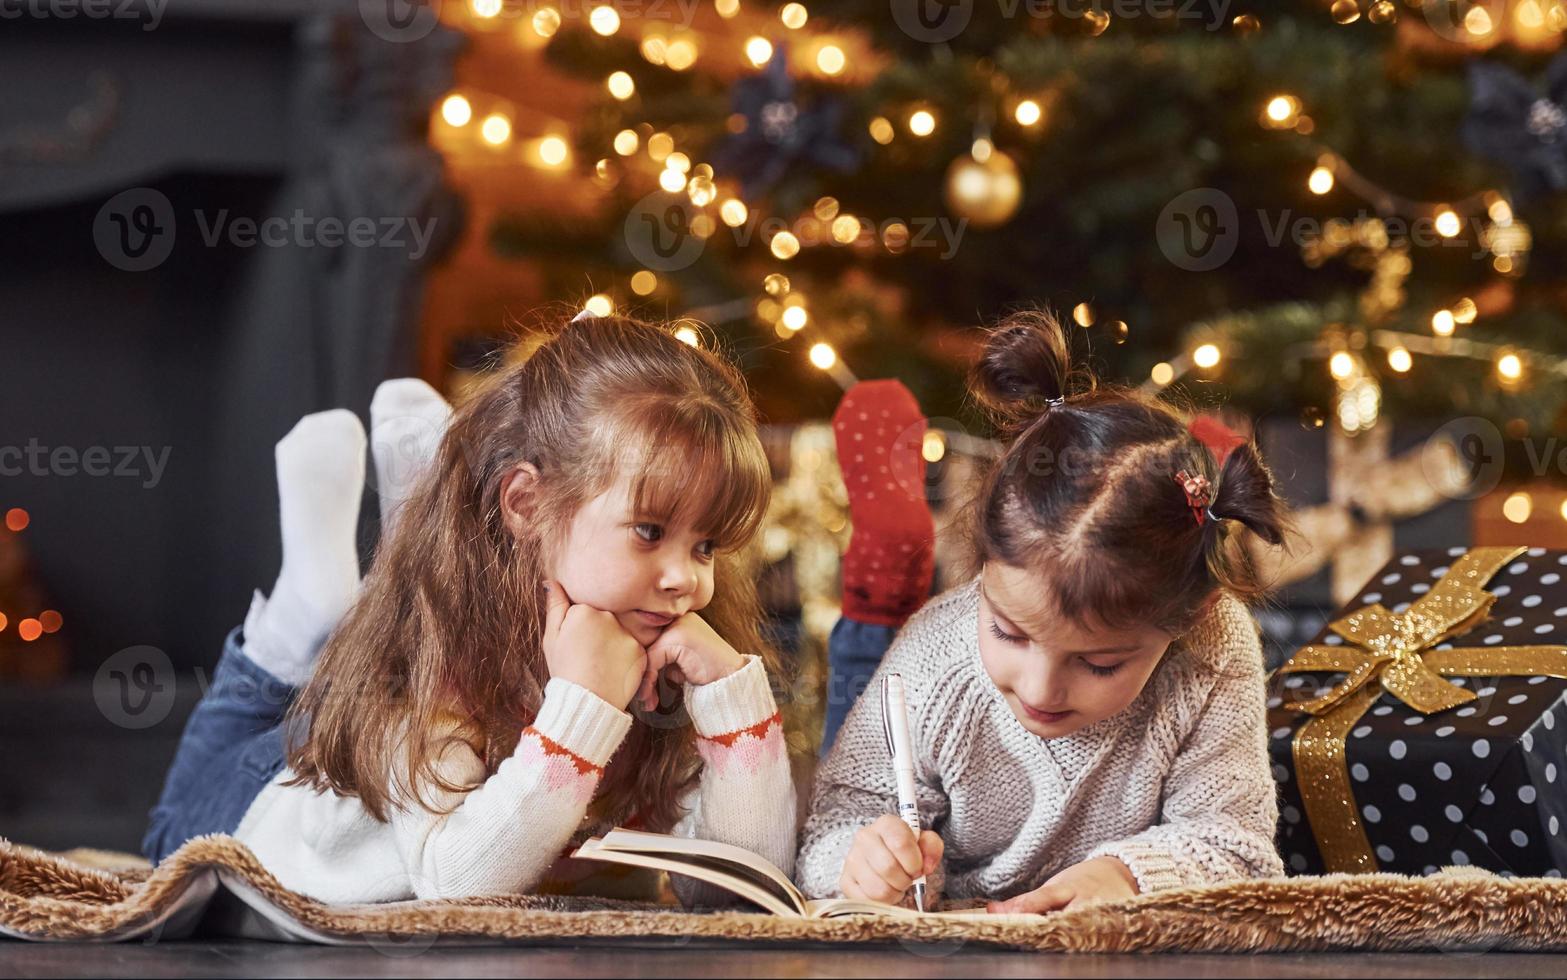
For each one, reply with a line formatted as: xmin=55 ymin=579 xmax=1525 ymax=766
xmin=1266 ymin=546 xmax=1567 ymax=878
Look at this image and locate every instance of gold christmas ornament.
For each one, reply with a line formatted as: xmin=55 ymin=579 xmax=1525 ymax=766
xmin=943 ymin=145 xmax=1022 ymax=229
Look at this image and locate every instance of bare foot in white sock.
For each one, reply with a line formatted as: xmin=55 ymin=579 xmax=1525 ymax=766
xmin=242 ymin=409 xmax=367 ymax=687
xmin=369 ymin=378 xmax=451 ymax=538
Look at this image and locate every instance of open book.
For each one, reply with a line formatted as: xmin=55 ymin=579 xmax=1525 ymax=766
xmin=571 ymin=828 xmax=997 ymax=919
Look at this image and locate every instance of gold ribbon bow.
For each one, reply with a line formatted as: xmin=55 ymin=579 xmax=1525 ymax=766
xmin=1274 ymin=545 xmax=1567 ymax=873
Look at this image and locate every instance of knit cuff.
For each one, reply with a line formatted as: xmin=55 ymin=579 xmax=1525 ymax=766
xmin=1087 ymin=839 xmax=1186 ymax=894
xmin=531 ymin=677 xmax=633 ymax=768
xmin=683 ymin=655 xmax=777 ymax=740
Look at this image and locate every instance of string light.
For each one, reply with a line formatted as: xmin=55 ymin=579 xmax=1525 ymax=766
xmin=1387 ymin=346 xmax=1413 ymax=373
xmin=537 ymin=135 xmax=570 ymax=167
xmin=1308 ymin=165 xmax=1334 ymax=195
xmin=770 ymin=230 xmax=801 ymax=259
xmin=471 ymin=0 xmax=502 ymax=18
xmin=763 ymin=272 xmax=791 ymax=295
xmin=908 ymin=109 xmax=936 ymax=137
xmin=532 ymin=7 xmax=561 ymax=36
xmin=781 ymin=306 xmax=809 ymax=331
xmin=1193 ymin=343 xmax=1222 ymax=369
xmin=607 ymin=71 xmax=635 ymax=100
xmin=1015 ymin=100 xmax=1043 ymax=127
xmin=584 ymin=294 xmax=614 ymax=317
xmin=659 ymin=167 xmax=687 ymax=192
xmin=715 ymin=0 xmax=739 ymax=16
xmin=745 ymin=36 xmax=773 ymax=66
xmin=1150 ymin=361 xmax=1175 ymax=386
xmin=613 ymin=129 xmax=639 ymax=155
xmin=18 ymin=619 xmax=40 ymax=642
xmin=1504 ymin=491 xmax=1533 ymax=524
xmin=0 ymin=613 xmax=6 ymax=632
xmin=4 ymin=508 xmax=26 ymax=532
xmin=831 ymin=214 xmax=860 ymax=244
xmin=675 ymin=325 xmax=701 ymax=346
xmin=480 ymin=113 xmax=512 ymax=147
xmin=1329 ymin=350 xmax=1356 ymax=380
xmin=647 ymin=132 xmax=674 ymax=162
xmin=816 ymin=43 xmax=846 ymax=76
xmin=1329 ymin=0 xmax=1359 ymax=24
xmin=1431 ymin=309 xmax=1456 ymax=336
xmin=1498 ymin=351 xmax=1524 ymax=382
xmin=1262 ymin=94 xmax=1301 ymax=128
xmin=631 ymin=271 xmax=658 ymax=295
xmin=868 ymin=117 xmax=895 ymax=144
xmin=809 ymin=342 xmax=836 ymax=369
xmin=665 ymin=37 xmax=697 ymax=70
xmin=1434 ymin=208 xmax=1462 ymax=238
xmin=589 ymin=4 xmax=620 ymax=35
xmin=780 ymin=2 xmax=808 ymax=28
xmin=440 ymin=94 xmax=473 ymax=127
xmin=922 ymin=430 xmax=946 ymax=463
xmin=720 ymin=198 xmax=748 ymax=227
xmin=38 ymin=610 xmax=61 ymax=633
xmin=1453 ymin=297 xmax=1478 ymax=324
xmin=1072 ymin=302 xmax=1094 ymax=327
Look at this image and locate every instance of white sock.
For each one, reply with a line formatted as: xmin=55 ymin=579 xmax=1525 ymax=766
xmin=243 ymin=409 xmax=367 ymax=687
xmin=369 ymin=378 xmax=451 ymax=538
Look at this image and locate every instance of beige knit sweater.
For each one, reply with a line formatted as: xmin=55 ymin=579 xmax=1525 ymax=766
xmin=797 ymin=576 xmax=1285 ymax=902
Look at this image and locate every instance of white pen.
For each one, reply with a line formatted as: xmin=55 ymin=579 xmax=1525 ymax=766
xmin=881 ymin=672 xmax=926 ymax=913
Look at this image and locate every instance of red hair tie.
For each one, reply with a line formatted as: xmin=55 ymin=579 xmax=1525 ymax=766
xmin=1173 ymin=470 xmax=1213 ymax=527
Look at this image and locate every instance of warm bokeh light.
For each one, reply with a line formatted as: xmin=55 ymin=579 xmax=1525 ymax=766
xmin=745 ymin=36 xmax=773 ymax=67
xmin=922 ymin=430 xmax=946 ymax=463
xmin=18 ymin=619 xmax=41 ymax=642
xmin=781 ymin=306 xmax=808 ymax=331
xmin=607 ymin=71 xmax=635 ymax=100
xmin=537 ymin=135 xmax=570 ymax=167
xmin=831 ymin=214 xmax=861 ymax=244
xmin=1329 ymin=350 xmax=1356 ymax=381
xmin=38 ymin=610 xmax=62 ymax=633
xmin=816 ymin=43 xmax=845 ymax=75
xmin=675 ymin=326 xmax=701 ymax=347
xmin=440 ymin=94 xmax=472 ymax=127
xmin=479 ymin=113 xmax=512 ymax=147
xmin=1015 ymin=99 xmax=1042 ymax=126
xmin=809 ymin=342 xmax=837 ymax=370
xmin=1504 ymin=491 xmax=1533 ymax=524
xmin=532 ymin=7 xmax=561 ymax=36
xmin=770 ymin=230 xmax=801 ymax=259
xmin=589 ymin=4 xmax=621 ymax=35
xmin=1387 ymin=347 xmax=1412 ymax=373
xmin=1193 ymin=343 xmax=1221 ymax=369
xmin=1150 ymin=362 xmax=1175 ymax=386
xmin=1264 ymin=94 xmax=1300 ymax=126
xmin=868 ymin=116 xmax=895 ymax=144
xmin=613 ymin=129 xmax=639 ymax=156
xmin=780 ymin=2 xmax=808 ymax=28
xmin=1435 ymin=208 xmax=1462 ymax=238
xmin=908 ymin=109 xmax=936 ymax=136
xmin=658 ymin=167 xmax=687 ymax=192
xmin=584 ymin=294 xmax=614 ymax=317
xmin=631 ymin=271 xmax=658 ymax=295
xmin=1308 ymin=166 xmax=1334 ymax=195
xmin=1072 ymin=302 xmax=1093 ymax=327
xmin=5 ymin=508 xmax=28 ymax=532
xmin=720 ymin=198 xmax=748 ymax=227
xmin=1498 ymin=352 xmax=1524 ymax=381
xmin=1431 ymin=309 xmax=1456 ymax=336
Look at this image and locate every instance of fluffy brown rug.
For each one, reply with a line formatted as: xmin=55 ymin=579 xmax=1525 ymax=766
xmin=3 ymin=834 xmax=1566 ymax=953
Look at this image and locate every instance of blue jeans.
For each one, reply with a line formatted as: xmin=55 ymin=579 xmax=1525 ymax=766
xmin=141 ymin=625 xmax=295 ymax=865
xmin=820 ymin=617 xmax=899 ymax=757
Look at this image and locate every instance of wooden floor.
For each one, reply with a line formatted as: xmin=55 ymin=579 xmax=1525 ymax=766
xmin=5 ymin=941 xmax=1567 ymax=978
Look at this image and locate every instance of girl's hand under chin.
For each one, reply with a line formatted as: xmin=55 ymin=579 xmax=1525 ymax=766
xmin=636 ymin=612 xmax=745 ymax=710
xmin=542 ymin=580 xmax=648 ymax=711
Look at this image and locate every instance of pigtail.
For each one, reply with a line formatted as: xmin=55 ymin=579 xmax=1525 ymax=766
xmin=968 ymin=309 xmax=1093 ymax=432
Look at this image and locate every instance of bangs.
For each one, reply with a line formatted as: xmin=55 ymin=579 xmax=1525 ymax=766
xmin=614 ymin=403 xmax=771 ymax=550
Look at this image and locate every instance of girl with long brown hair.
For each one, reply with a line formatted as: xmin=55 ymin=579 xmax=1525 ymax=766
xmin=144 ymin=313 xmax=795 ymax=905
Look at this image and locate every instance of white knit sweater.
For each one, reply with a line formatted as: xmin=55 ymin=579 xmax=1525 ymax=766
xmin=233 ymin=655 xmax=796 ymax=905
xmin=797 ymin=576 xmax=1285 ymax=902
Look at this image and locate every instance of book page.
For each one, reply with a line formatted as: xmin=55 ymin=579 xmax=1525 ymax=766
xmin=590 ymin=828 xmax=810 ymax=911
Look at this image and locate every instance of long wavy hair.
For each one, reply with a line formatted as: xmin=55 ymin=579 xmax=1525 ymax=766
xmin=281 ymin=314 xmax=777 ymax=832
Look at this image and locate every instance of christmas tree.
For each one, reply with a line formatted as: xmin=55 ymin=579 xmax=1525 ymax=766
xmin=431 ymin=0 xmax=1567 ymax=454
